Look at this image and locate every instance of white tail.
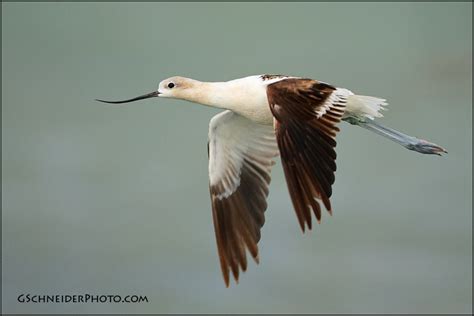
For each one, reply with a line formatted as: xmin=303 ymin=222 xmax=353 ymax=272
xmin=346 ymin=95 xmax=388 ymax=120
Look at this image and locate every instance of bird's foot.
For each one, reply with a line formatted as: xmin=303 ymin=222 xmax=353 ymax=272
xmin=405 ymin=138 xmax=448 ymax=156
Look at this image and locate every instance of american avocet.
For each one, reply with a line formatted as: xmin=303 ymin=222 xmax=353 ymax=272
xmin=97 ymin=74 xmax=446 ymax=286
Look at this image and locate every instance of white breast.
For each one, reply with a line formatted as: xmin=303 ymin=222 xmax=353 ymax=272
xmin=208 ymin=75 xmax=276 ymax=125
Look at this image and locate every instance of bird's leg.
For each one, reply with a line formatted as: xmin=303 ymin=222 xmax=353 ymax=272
xmin=342 ymin=117 xmax=447 ymax=156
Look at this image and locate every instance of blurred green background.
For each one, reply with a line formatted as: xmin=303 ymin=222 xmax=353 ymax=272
xmin=2 ymin=2 xmax=471 ymax=314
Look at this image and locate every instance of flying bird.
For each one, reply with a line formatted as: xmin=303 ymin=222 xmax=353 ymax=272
xmin=97 ymin=74 xmax=446 ymax=286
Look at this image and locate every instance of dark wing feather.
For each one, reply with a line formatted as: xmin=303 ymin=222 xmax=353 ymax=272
xmin=208 ymin=111 xmax=278 ymax=286
xmin=267 ymin=78 xmax=349 ymax=231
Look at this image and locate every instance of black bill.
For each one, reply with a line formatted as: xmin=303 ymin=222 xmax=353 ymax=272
xmin=95 ymin=91 xmax=160 ymax=104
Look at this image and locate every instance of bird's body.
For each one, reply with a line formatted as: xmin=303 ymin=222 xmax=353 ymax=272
xmin=164 ymin=74 xmax=382 ymax=125
xmin=97 ymin=74 xmax=446 ymax=287
xmin=191 ymin=75 xmax=276 ymax=124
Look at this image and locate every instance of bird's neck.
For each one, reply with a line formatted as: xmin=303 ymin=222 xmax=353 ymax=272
xmin=178 ymin=77 xmax=271 ymax=124
xmin=181 ymin=78 xmax=266 ymax=114
xmin=180 ymin=81 xmax=235 ymax=110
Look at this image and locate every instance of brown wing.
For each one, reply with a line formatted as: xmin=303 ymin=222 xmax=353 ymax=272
xmin=208 ymin=111 xmax=278 ymax=286
xmin=267 ymin=78 xmax=349 ymax=231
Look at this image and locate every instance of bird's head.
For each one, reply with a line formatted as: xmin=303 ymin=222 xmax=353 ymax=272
xmin=157 ymin=76 xmax=202 ymax=99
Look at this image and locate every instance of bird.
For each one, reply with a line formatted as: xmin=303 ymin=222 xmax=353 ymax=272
xmin=96 ymin=74 xmax=447 ymax=287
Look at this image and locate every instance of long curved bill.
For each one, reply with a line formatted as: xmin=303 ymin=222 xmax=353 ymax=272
xmin=95 ymin=91 xmax=160 ymax=104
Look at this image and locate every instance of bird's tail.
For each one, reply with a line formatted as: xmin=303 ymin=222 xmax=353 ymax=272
xmin=346 ymin=94 xmax=388 ymax=120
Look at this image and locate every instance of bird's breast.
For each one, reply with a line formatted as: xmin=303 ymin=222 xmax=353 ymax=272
xmin=222 ymin=83 xmax=274 ymax=125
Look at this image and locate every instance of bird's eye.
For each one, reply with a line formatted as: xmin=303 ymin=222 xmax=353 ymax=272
xmin=167 ymin=82 xmax=175 ymax=89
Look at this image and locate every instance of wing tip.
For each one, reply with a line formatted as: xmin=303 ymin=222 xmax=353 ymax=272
xmin=253 ymin=253 xmax=260 ymax=264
